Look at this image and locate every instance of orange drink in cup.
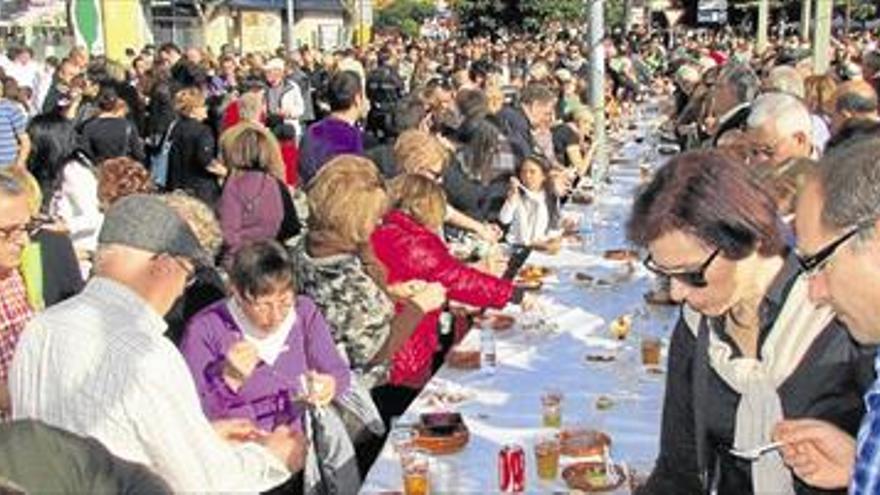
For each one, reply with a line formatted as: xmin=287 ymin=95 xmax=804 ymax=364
xmin=534 ymin=432 xmax=561 ymax=480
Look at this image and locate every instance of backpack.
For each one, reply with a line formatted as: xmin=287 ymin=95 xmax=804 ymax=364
xmin=150 ymin=120 xmax=177 ymax=188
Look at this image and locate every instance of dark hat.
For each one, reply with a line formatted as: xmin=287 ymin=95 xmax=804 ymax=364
xmin=98 ymin=194 xmax=211 ymax=266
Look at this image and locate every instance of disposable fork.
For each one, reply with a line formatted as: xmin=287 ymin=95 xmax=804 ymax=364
xmin=729 ymin=441 xmax=785 ymax=461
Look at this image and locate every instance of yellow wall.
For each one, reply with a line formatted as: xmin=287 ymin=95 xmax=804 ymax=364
xmin=100 ymin=0 xmax=150 ymax=61
xmin=241 ymin=10 xmax=284 ymax=54
xmin=294 ymin=14 xmax=345 ymax=50
xmin=204 ymin=8 xmax=234 ymax=55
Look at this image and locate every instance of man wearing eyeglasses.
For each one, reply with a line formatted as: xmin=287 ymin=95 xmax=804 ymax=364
xmin=774 ymin=136 xmax=880 ymax=494
xmin=10 ymin=194 xmax=303 ymax=492
xmin=0 ymin=173 xmax=35 ymax=419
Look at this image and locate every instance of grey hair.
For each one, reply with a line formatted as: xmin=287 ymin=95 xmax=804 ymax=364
xmin=720 ymin=63 xmax=760 ymax=103
xmin=747 ymin=92 xmax=813 ymax=139
xmin=766 ymin=65 xmax=805 ymax=99
xmin=817 ymin=135 xmax=880 ymax=232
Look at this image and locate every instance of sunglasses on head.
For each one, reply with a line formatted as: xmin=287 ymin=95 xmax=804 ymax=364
xmin=643 ymin=248 xmax=721 ymax=288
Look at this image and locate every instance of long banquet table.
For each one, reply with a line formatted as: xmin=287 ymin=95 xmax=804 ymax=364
xmin=360 ymin=104 xmax=677 ymax=494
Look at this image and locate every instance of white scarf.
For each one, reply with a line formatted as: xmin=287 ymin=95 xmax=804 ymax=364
xmin=227 ymin=298 xmax=297 ymax=365
xmin=683 ymin=276 xmax=833 ymax=494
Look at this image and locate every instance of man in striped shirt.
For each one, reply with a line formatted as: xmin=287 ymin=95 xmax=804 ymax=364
xmin=773 ymin=136 xmax=880 ymax=492
xmin=0 ymin=82 xmax=30 ymax=170
xmin=0 ymin=172 xmax=34 ymax=419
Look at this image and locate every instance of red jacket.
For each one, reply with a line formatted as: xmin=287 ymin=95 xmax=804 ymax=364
xmin=370 ymin=210 xmax=515 ymax=388
xmin=280 ymin=139 xmax=299 ymax=188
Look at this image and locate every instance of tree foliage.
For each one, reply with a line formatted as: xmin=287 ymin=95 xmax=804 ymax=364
xmin=454 ymin=0 xmax=632 ymax=37
xmin=375 ymin=0 xmax=437 ymax=37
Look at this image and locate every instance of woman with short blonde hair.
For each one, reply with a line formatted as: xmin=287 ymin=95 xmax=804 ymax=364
xmin=219 ymin=125 xmax=284 ymax=180
xmin=173 ymin=87 xmax=207 ymax=119
xmin=294 ymin=156 xmax=447 ymax=403
xmin=387 ymin=173 xmax=446 ymax=231
xmin=307 ymin=155 xmax=390 ymax=252
xmin=369 ymin=172 xmax=523 ymax=394
xmin=393 ymin=129 xmax=448 ymax=177
xmin=804 ymin=74 xmax=837 ymax=120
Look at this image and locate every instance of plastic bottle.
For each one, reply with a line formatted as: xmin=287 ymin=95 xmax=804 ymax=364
xmin=481 ymin=325 xmax=497 ymax=375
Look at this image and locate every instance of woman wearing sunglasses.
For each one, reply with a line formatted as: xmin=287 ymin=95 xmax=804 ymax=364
xmin=627 ymin=149 xmax=874 ymax=495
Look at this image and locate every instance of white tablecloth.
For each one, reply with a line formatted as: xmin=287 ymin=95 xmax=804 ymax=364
xmin=360 ymin=113 xmax=677 ymax=494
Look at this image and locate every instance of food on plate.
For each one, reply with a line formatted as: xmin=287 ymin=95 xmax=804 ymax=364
xmin=595 ymin=395 xmax=615 ymax=410
xmin=574 ymin=272 xmax=613 ymax=289
xmin=446 ymin=349 xmax=480 ymax=369
xmin=570 ymin=191 xmax=594 ymax=205
xmin=562 ymin=462 xmax=626 ymax=492
xmin=420 ymin=412 xmax=463 ymax=436
xmin=413 ymin=416 xmax=470 ymax=455
xmin=603 ymin=249 xmax=640 ymax=262
xmin=477 ymin=312 xmax=516 ymax=331
xmin=516 ymin=278 xmax=543 ymax=291
xmin=558 ymin=428 xmax=612 ymax=458
xmin=518 ymin=264 xmax=551 ymax=281
xmin=584 ymin=351 xmax=616 ymax=363
xmin=609 ymin=315 xmax=632 ymax=340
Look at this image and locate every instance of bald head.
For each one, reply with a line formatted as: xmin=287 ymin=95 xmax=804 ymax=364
xmin=832 ymin=80 xmax=879 ymax=133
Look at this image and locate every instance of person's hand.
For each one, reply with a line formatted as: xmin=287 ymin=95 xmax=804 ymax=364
xmin=773 ymin=418 xmax=856 ymax=489
xmin=477 ymin=222 xmax=502 ymax=242
xmin=223 ymin=341 xmax=261 ymax=390
xmin=508 ymin=177 xmax=522 ymax=199
xmin=207 ymin=160 xmax=228 ymax=177
xmin=548 ymin=167 xmax=572 ymax=196
xmin=409 ymin=282 xmax=447 ymax=313
xmin=304 ymin=371 xmax=336 ymax=407
xmin=386 ymin=280 xmax=428 ymax=300
xmin=561 ymin=216 xmax=579 ymax=234
xmin=260 ymin=425 xmax=307 ymax=473
xmin=212 ymin=418 xmax=264 ymax=443
xmin=537 ymin=237 xmax=562 ymax=255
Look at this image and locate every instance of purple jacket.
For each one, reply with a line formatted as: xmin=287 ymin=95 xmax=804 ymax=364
xmin=298 ymin=116 xmax=364 ymax=185
xmin=180 ymin=296 xmax=351 ymax=432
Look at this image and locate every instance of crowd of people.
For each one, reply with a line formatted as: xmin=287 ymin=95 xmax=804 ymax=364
xmin=1 ymin=20 xmax=880 ymax=494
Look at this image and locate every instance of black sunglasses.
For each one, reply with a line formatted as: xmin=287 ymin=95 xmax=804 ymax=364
xmin=796 ymin=221 xmax=872 ymax=276
xmin=644 ymin=248 xmax=721 ymax=288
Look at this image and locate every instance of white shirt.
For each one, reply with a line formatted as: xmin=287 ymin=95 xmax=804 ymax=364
xmin=810 ymin=113 xmax=831 ymax=155
xmin=49 ymin=159 xmax=103 ymax=255
xmin=10 ymin=277 xmax=290 ymax=493
xmin=499 ymin=188 xmax=552 ymax=245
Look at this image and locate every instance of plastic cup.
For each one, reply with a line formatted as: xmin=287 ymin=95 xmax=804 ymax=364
xmin=534 ymin=432 xmax=561 ymax=481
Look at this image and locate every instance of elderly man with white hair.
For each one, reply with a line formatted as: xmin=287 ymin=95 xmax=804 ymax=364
xmin=745 ymin=92 xmax=816 ymax=168
xmin=764 ymin=66 xmax=831 ymax=152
